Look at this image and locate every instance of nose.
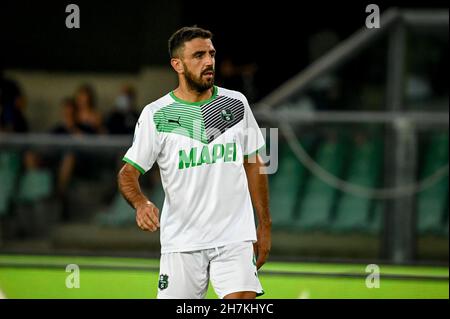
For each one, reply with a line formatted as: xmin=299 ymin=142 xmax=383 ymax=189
xmin=204 ymin=55 xmax=214 ymax=67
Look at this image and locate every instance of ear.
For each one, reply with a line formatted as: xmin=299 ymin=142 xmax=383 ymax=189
xmin=170 ymin=58 xmax=184 ymax=74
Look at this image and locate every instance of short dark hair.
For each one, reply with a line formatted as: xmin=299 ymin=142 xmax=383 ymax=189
xmin=168 ymin=26 xmax=213 ymax=58
xmin=76 ymin=84 xmax=97 ymax=108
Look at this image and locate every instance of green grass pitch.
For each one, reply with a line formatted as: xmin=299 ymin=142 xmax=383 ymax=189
xmin=0 ymin=255 xmax=447 ymax=299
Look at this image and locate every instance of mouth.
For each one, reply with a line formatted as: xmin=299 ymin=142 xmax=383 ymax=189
xmin=202 ymin=70 xmax=214 ymax=77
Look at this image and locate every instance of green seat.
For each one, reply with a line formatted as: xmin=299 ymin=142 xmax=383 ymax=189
xmin=0 ymin=152 xmax=21 ymax=215
xmin=269 ymin=140 xmax=311 ymax=228
xmin=417 ymin=133 xmax=449 ymax=235
xmin=17 ymin=169 xmax=53 ymax=203
xmin=444 ymin=202 xmax=450 ymax=237
xmin=367 ymin=200 xmax=384 ymax=234
xmin=295 ymin=137 xmax=348 ymax=230
xmin=0 ymin=169 xmax=15 ymax=215
xmin=332 ymin=138 xmax=383 ymax=232
xmin=96 ymin=182 xmax=165 ymax=227
xmin=96 ymin=192 xmax=136 ymax=226
xmin=444 ymin=198 xmax=449 ymax=236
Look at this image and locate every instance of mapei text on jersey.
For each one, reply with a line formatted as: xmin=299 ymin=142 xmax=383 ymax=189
xmin=178 ymin=142 xmax=237 ymax=169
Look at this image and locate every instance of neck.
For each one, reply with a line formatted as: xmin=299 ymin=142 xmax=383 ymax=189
xmin=173 ymin=79 xmax=213 ymax=103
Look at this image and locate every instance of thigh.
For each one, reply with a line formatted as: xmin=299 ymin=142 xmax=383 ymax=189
xmin=209 ymin=241 xmax=264 ymax=299
xmin=157 ymin=250 xmax=209 ymax=299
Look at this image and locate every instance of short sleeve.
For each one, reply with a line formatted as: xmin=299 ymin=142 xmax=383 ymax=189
xmin=122 ymin=107 xmax=161 ymax=174
xmin=242 ymin=95 xmax=265 ymax=158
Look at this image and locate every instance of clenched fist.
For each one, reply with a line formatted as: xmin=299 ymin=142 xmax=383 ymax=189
xmin=135 ymin=200 xmax=160 ymax=232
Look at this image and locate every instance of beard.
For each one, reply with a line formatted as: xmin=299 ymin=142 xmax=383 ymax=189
xmin=183 ymin=63 xmax=215 ymax=93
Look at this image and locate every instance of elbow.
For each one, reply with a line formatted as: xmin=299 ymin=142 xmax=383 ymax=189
xmin=117 ymin=167 xmax=123 ymax=191
xmin=117 ymin=163 xmax=140 ymax=189
xmin=117 ymin=165 xmax=128 ymax=190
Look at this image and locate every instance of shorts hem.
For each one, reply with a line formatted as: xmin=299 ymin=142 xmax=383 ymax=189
xmin=161 ymin=238 xmax=256 ymax=254
xmin=218 ymin=287 xmax=265 ymax=299
xmin=157 ymin=293 xmax=197 ymax=299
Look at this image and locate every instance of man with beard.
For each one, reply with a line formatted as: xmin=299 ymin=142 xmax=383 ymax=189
xmin=118 ymin=26 xmax=271 ymax=299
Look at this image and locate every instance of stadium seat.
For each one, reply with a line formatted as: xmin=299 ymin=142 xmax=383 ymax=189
xmin=294 ymin=136 xmax=349 ymax=230
xmin=443 ymin=198 xmax=449 ymax=237
xmin=14 ymin=197 xmax=61 ymax=237
xmin=367 ymin=200 xmax=384 ymax=234
xmin=332 ymin=137 xmax=383 ymax=232
xmin=95 ymin=182 xmax=165 ymax=227
xmin=0 ymin=169 xmax=15 ymax=216
xmin=0 ymin=152 xmax=22 ymax=216
xmin=10 ymin=167 xmax=58 ymax=237
xmin=417 ymin=133 xmax=449 ymax=235
xmin=95 ymin=192 xmax=135 ymax=226
xmin=17 ymin=169 xmax=53 ymax=203
xmin=269 ymin=139 xmax=313 ymax=228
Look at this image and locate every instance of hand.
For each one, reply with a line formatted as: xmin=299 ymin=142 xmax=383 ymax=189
xmin=135 ymin=200 xmax=160 ymax=232
xmin=253 ymin=223 xmax=271 ymax=270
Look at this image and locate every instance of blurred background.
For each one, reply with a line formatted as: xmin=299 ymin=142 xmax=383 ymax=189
xmin=0 ymin=0 xmax=448 ymax=298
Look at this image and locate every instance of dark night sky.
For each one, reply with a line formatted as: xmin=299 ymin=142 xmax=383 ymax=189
xmin=1 ymin=0 xmax=448 ymax=99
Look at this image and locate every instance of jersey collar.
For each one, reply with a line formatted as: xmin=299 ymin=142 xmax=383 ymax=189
xmin=170 ymin=86 xmax=218 ymax=106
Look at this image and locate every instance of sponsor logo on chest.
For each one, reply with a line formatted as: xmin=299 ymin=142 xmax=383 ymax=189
xmin=178 ymin=142 xmax=237 ymax=169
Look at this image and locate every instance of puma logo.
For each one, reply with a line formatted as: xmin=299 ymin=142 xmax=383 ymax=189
xmin=168 ymin=116 xmax=181 ymax=126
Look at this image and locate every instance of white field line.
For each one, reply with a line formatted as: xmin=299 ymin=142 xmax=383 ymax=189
xmin=0 ymin=287 xmax=7 ymax=299
xmin=298 ymin=290 xmax=310 ymax=299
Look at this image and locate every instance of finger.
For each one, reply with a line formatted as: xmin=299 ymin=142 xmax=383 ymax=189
xmin=253 ymin=243 xmax=261 ymax=268
xmin=256 ymin=257 xmax=265 ymax=270
xmin=136 ymin=218 xmax=146 ymax=230
xmin=256 ymin=249 xmax=269 ymax=270
xmin=141 ymin=216 xmax=157 ymax=231
xmin=143 ymin=208 xmax=159 ymax=230
xmin=146 ymin=207 xmax=160 ymax=228
xmin=137 ymin=214 xmax=155 ymax=231
xmin=253 ymin=242 xmax=258 ymax=258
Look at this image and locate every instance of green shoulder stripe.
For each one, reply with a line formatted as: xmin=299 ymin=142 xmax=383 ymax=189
xmin=153 ymin=102 xmax=208 ymax=144
xmin=122 ymin=157 xmax=146 ymax=174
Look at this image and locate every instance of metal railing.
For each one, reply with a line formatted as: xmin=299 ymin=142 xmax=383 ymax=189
xmin=256 ymin=8 xmax=449 ymax=111
xmin=253 ymin=8 xmax=449 ymax=264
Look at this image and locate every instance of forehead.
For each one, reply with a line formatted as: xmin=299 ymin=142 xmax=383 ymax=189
xmin=182 ymin=38 xmax=215 ymax=54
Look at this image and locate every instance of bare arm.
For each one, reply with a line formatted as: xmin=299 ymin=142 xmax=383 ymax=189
xmin=244 ymin=154 xmax=272 ymax=269
xmin=118 ymin=163 xmax=160 ymax=232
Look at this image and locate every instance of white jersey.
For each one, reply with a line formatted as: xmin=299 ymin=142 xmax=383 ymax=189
xmin=123 ymin=86 xmax=265 ymax=253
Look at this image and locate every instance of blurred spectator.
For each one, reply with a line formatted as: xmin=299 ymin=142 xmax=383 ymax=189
xmin=50 ymin=97 xmax=96 ymax=201
xmin=0 ymin=73 xmax=28 ymax=133
xmin=51 ymin=97 xmax=95 ymax=135
xmin=75 ymin=84 xmax=104 ymax=133
xmin=19 ymin=96 xmax=99 ymax=223
xmin=105 ymin=85 xmax=139 ymax=135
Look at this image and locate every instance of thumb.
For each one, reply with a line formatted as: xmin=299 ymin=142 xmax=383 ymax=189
xmin=153 ymin=206 xmax=160 ymax=227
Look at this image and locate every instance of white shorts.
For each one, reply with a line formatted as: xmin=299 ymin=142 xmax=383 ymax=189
xmin=157 ymin=241 xmax=264 ymax=299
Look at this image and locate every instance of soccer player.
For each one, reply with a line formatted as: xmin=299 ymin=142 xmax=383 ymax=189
xmin=118 ymin=26 xmax=271 ymax=299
